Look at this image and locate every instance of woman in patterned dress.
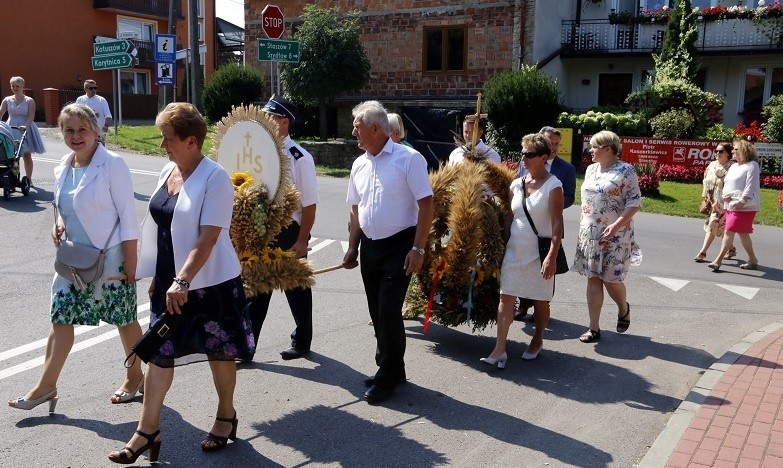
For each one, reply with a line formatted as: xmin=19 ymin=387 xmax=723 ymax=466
xmin=0 ymin=76 xmax=46 ymax=185
xmin=573 ymin=131 xmax=641 ymax=343
xmin=109 ymin=103 xmax=255 ymax=464
xmin=694 ymin=142 xmax=734 ymax=262
xmin=7 ymin=104 xmax=142 ymax=412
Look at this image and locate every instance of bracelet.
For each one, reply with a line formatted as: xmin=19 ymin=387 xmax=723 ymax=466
xmin=411 ymin=246 xmax=425 ymax=255
xmin=173 ymin=277 xmax=190 ymax=288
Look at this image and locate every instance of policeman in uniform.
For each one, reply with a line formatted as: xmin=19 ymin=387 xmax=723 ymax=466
xmin=247 ymin=95 xmax=319 ymax=360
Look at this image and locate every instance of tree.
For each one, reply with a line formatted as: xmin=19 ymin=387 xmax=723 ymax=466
xmin=657 ymin=0 xmax=700 ymax=82
xmin=281 ymin=5 xmax=371 ymax=140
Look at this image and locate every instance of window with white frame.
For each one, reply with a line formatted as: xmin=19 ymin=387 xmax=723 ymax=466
xmin=742 ymin=66 xmax=783 ymax=115
xmin=118 ymin=17 xmax=155 ymax=41
xmin=120 ymin=70 xmax=150 ymax=95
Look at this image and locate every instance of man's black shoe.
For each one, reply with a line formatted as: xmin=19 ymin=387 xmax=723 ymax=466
xmin=280 ymin=347 xmax=310 ymax=360
xmin=364 ymin=376 xmax=406 ymax=387
xmin=364 ymin=385 xmax=393 ymax=404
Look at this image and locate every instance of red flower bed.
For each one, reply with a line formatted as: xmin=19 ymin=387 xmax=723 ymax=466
xmin=657 ymin=164 xmax=704 ymax=183
xmin=762 ymin=175 xmax=783 ymax=190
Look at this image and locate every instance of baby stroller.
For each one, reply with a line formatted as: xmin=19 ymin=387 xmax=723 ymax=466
xmin=0 ymin=121 xmax=31 ymax=200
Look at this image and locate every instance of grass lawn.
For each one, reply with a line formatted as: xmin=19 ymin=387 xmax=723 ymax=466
xmin=106 ymin=125 xmax=783 ymax=227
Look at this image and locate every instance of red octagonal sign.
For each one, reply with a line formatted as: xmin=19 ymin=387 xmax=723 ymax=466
xmin=261 ymin=4 xmax=285 ymax=39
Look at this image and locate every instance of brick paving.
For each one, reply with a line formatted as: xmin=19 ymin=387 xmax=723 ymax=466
xmin=665 ymin=326 xmax=783 ymax=468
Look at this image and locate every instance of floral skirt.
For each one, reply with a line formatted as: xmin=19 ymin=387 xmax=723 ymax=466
xmin=50 ymin=244 xmax=136 ymax=326
xmin=148 ymin=275 xmax=255 ymax=367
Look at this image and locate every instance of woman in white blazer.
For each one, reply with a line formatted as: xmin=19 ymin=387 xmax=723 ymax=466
xmin=8 ymin=104 xmax=143 ymax=413
xmin=109 ymin=103 xmax=254 ymax=464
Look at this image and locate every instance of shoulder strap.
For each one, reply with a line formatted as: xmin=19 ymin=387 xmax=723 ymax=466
xmin=52 ymin=201 xmax=119 ymax=251
xmin=521 ymin=179 xmax=540 ymax=237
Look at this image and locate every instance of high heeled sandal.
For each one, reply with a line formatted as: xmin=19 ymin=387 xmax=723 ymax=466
xmin=693 ymin=252 xmax=707 ymax=262
xmin=8 ymin=388 xmax=58 ymax=413
xmin=110 ymin=375 xmax=144 ymax=404
xmin=201 ymin=412 xmax=238 ymax=452
xmin=617 ymin=303 xmax=631 ymax=334
xmin=108 ymin=429 xmax=161 ymax=464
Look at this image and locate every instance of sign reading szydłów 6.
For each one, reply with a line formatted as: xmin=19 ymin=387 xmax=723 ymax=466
xmin=258 ymin=38 xmax=300 ymax=63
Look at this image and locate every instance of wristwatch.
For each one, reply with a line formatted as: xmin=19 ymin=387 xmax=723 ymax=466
xmin=411 ymin=246 xmax=425 ymax=255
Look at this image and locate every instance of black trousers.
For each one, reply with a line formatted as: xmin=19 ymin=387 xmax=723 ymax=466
xmin=246 ymin=221 xmax=313 ymax=351
xmin=359 ymin=226 xmax=415 ymax=388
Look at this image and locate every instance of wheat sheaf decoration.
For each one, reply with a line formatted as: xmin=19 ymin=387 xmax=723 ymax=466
xmin=404 ymin=160 xmax=516 ymax=331
xmin=211 ymin=104 xmax=314 ymax=296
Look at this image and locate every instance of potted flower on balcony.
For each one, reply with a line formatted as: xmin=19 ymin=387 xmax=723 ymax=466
xmin=609 ymin=11 xmax=635 ymax=25
xmin=637 ymin=6 xmax=673 ymax=24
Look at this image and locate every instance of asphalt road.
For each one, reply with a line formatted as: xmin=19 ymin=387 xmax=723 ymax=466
xmin=1 ymin=134 xmax=781 ymax=467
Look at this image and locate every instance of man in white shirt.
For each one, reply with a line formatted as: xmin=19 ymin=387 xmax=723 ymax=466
xmin=246 ymin=95 xmax=318 ymax=360
xmin=75 ymin=80 xmax=112 ymax=140
xmin=447 ymin=116 xmax=501 ymax=165
xmin=342 ymin=100 xmax=433 ymax=405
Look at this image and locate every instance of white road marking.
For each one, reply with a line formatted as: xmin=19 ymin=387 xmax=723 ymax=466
xmin=0 ymin=310 xmax=151 ymax=381
xmin=341 ymin=241 xmax=349 ymax=252
xmin=649 ymin=276 xmax=690 ymax=292
xmin=308 ymin=239 xmax=334 ymax=254
xmin=716 ymin=283 xmax=760 ymax=300
xmin=33 ymin=156 xmax=160 ymax=177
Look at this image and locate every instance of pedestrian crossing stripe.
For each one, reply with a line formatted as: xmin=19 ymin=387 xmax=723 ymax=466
xmin=716 ymin=283 xmax=759 ymax=300
xmin=650 ymin=276 xmax=689 ymax=292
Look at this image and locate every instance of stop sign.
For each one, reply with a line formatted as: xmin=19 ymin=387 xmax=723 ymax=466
xmin=261 ymin=5 xmax=285 ymax=39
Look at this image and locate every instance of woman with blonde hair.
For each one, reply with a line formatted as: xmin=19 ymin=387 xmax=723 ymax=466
xmin=0 ymin=76 xmax=46 ymax=185
xmin=708 ymin=139 xmax=761 ymax=271
xmin=573 ymin=130 xmax=641 ymax=343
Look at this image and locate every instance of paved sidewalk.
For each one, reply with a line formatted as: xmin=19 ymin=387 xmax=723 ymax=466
xmin=640 ymin=321 xmax=783 ymax=467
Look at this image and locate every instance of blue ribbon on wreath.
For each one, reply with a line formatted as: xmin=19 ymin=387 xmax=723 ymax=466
xmin=464 ymin=262 xmax=479 ymax=327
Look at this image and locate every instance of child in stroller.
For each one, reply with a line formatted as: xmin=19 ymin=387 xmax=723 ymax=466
xmin=0 ymin=121 xmax=31 ymax=200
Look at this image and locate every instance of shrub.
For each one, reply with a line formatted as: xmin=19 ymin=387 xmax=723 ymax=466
xmin=649 ymin=108 xmax=694 ymax=138
xmin=657 ymin=164 xmax=704 ymax=183
xmin=202 ymin=63 xmax=265 ymax=122
xmin=761 ymin=94 xmax=783 ymax=143
xmin=556 ymin=111 xmax=647 ymax=136
xmin=702 ymin=123 xmax=735 ymax=141
xmin=483 ymin=65 xmax=563 ymax=158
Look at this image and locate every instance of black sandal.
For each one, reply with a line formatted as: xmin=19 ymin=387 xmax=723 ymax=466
xmin=108 ymin=429 xmax=161 ymax=464
xmin=617 ymin=302 xmax=630 ymax=333
xmin=201 ymin=412 xmax=238 ymax=452
xmin=579 ymin=329 xmax=601 ymax=343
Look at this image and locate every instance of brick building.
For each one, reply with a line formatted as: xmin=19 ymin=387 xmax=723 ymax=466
xmin=245 ymin=0 xmax=528 ymax=158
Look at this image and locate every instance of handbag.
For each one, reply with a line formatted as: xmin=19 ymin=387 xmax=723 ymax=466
xmin=125 ymin=312 xmax=185 ymax=366
xmin=53 ymin=202 xmax=119 ymax=290
xmin=699 ymin=194 xmax=712 ymax=215
xmin=522 ymin=179 xmax=569 ymax=275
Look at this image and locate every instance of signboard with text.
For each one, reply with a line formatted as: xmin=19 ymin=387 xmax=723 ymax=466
xmin=581 ymin=136 xmax=783 ymax=174
xmin=257 ymin=38 xmax=300 ymax=63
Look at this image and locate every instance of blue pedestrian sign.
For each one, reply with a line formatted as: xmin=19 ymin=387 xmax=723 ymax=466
xmin=155 ymin=34 xmax=177 ymax=63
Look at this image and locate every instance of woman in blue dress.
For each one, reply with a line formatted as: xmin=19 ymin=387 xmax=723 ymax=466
xmin=0 ymin=76 xmax=46 ymax=185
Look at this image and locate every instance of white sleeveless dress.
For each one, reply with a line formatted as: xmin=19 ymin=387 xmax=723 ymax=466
xmin=500 ymin=175 xmax=562 ymax=301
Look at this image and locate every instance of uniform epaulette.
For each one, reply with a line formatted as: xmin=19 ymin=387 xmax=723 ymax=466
xmin=289 ymin=146 xmax=304 ymax=160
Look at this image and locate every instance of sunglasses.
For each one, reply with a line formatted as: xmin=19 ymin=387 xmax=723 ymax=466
xmin=521 ymin=151 xmax=545 ymax=159
xmin=715 ymin=149 xmax=727 ymax=153
xmin=86 ymin=87 xmax=98 ymax=90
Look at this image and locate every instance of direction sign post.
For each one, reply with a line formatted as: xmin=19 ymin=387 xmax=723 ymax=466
xmin=261 ymin=5 xmax=285 ymax=39
xmin=93 ymin=40 xmax=134 ymax=57
xmin=92 ymin=53 xmax=134 ymax=70
xmin=257 ymin=38 xmax=300 ymax=63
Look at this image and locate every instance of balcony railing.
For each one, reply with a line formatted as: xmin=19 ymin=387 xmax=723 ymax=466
xmin=561 ymin=18 xmax=783 ymax=55
xmin=130 ymin=39 xmax=155 ymax=65
xmin=93 ymin=0 xmax=169 ymax=18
